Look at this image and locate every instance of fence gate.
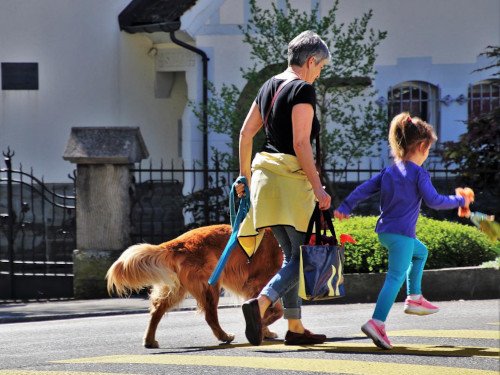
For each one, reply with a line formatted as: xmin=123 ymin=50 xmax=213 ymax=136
xmin=0 ymin=150 xmax=76 ymax=300
xmin=130 ymin=158 xmax=235 ymax=244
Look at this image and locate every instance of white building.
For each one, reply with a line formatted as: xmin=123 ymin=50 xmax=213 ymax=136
xmin=0 ymin=0 xmax=498 ymax=181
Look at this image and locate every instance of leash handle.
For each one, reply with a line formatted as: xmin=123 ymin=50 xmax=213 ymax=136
xmin=208 ymin=176 xmax=250 ymax=286
xmin=230 ymin=176 xmax=250 ymax=227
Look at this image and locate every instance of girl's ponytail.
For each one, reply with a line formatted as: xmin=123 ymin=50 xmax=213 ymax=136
xmin=388 ymin=112 xmax=437 ymax=161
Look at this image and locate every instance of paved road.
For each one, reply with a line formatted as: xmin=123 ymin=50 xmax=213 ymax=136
xmin=0 ymin=299 xmax=498 ymax=374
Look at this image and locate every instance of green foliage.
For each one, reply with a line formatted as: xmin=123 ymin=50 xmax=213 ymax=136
xmin=335 ymin=216 xmax=385 ymax=273
xmin=190 ymin=83 xmax=242 ymax=169
xmin=323 ymin=100 xmax=386 ymax=168
xmin=480 ymin=257 xmax=500 ymax=269
xmin=416 ymin=216 xmax=499 ymax=268
xmin=333 ymin=216 xmax=499 ymax=273
xmin=191 ymin=82 xmax=241 ymax=137
xmin=241 ymin=0 xmax=388 ymax=169
xmin=441 ymin=107 xmax=499 ymax=195
xmin=472 ymin=45 xmax=499 ymax=76
xmin=191 ymin=0 xmax=388 ymax=171
xmin=441 ymin=46 xmax=500 ymax=207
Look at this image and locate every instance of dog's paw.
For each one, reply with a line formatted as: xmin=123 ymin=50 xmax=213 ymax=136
xmin=262 ymin=326 xmax=278 ymax=339
xmin=143 ymin=339 xmax=159 ymax=349
xmin=220 ymin=333 xmax=235 ymax=343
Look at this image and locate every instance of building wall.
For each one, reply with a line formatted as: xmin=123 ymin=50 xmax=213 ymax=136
xmin=0 ymin=0 xmax=129 ymax=181
xmin=0 ymin=0 xmax=187 ymax=181
xmin=118 ymin=34 xmax=186 ymax=169
xmin=0 ymin=0 xmax=498 ymax=181
xmin=189 ymin=0 xmax=499 ymax=160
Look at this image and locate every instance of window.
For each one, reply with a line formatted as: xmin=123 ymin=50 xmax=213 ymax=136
xmin=468 ymin=79 xmax=499 ymax=119
xmin=387 ymin=81 xmax=440 ymax=136
xmin=1 ymin=62 xmax=38 ymax=90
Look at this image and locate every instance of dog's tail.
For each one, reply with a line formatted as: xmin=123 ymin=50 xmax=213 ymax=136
xmin=106 ymin=243 xmax=179 ymax=297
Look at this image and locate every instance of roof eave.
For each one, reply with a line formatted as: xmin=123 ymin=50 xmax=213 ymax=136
xmin=120 ymin=20 xmax=181 ymax=34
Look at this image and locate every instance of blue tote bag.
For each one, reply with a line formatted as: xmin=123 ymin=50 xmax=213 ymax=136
xmin=298 ymin=204 xmax=345 ymax=301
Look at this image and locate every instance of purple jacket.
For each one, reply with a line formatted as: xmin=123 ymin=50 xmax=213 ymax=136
xmin=337 ymin=161 xmax=465 ymax=238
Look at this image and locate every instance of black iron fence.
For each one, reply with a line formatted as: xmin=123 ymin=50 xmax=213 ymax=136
xmin=129 ymin=155 xmax=498 ymax=245
xmin=0 ymin=149 xmax=76 ymax=300
xmin=2 ymin=149 xmax=494 ymax=301
xmin=129 ymin=158 xmax=236 ymax=244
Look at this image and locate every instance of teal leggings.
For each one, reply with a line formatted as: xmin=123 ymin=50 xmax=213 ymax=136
xmin=373 ymin=233 xmax=428 ymax=322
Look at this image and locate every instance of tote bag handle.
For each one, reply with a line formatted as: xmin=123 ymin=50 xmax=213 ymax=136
xmin=304 ymin=203 xmax=338 ymax=246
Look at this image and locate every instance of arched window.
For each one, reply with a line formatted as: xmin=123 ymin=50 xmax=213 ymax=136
xmin=387 ymin=81 xmax=440 ymax=136
xmin=468 ymin=79 xmax=500 ymax=119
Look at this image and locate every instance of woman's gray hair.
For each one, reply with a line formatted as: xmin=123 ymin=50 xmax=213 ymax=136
xmin=288 ymin=30 xmax=330 ymax=67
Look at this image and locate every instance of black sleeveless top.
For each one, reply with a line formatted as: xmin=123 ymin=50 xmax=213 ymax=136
xmin=255 ymin=77 xmax=320 ymax=156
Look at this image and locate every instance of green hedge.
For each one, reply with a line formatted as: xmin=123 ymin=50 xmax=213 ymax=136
xmin=333 ymin=216 xmax=499 ymax=273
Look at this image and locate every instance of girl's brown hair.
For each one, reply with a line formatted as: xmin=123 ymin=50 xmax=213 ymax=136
xmin=388 ymin=112 xmax=437 ymax=160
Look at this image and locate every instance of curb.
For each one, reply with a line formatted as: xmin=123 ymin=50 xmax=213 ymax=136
xmin=0 ymin=267 xmax=498 ymax=323
xmin=0 ymin=309 xmax=147 ymax=324
xmin=0 ymin=303 xmax=245 ymax=324
xmin=308 ymin=266 xmax=500 ymax=305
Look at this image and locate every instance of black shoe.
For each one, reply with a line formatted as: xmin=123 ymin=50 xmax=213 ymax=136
xmin=284 ymin=329 xmax=327 ymax=345
xmin=242 ymin=298 xmax=262 ymax=346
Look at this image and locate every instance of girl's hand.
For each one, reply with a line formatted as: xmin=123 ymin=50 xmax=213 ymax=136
xmin=455 ymin=187 xmax=474 ymax=217
xmin=334 ymin=210 xmax=350 ymax=221
xmin=461 ymin=194 xmax=471 ymax=208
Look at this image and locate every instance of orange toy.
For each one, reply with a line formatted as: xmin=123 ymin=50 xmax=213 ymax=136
xmin=455 ymin=187 xmax=474 ymax=217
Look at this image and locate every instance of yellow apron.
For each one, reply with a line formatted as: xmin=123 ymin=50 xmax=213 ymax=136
xmin=237 ymin=152 xmax=316 ymax=257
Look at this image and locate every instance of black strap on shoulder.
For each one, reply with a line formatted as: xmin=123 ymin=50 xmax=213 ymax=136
xmin=263 ymin=76 xmax=299 ymax=128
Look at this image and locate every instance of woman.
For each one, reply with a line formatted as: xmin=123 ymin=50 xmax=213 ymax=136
xmin=236 ymin=30 xmax=332 ymax=346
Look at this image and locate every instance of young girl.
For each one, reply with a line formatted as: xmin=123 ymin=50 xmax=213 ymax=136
xmin=334 ymin=112 xmax=471 ymax=350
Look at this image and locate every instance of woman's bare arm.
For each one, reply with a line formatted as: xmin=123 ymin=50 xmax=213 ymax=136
xmin=238 ymin=101 xmax=263 ymax=192
xmin=292 ymin=103 xmax=331 ymax=210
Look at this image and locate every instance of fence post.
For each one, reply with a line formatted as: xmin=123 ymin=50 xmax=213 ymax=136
xmin=63 ymin=127 xmax=149 ymax=299
xmin=2 ymin=150 xmax=15 ymax=299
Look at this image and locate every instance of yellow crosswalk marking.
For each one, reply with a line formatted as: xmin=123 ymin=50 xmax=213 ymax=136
xmin=388 ymin=330 xmax=499 ymax=340
xmin=247 ymin=342 xmax=499 ymax=358
xmin=5 ymin=329 xmax=498 ymax=374
xmin=54 ymin=354 xmax=499 ymax=375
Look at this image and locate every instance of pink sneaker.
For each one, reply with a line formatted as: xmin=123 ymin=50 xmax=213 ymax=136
xmin=361 ymin=319 xmax=392 ymax=350
xmin=404 ymin=296 xmax=439 ymax=315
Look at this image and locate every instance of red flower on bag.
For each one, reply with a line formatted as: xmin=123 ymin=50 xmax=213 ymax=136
xmin=340 ymin=234 xmax=356 ymax=245
xmin=308 ymin=234 xmax=317 ymax=245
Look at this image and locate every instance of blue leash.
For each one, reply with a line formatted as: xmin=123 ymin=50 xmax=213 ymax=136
xmin=208 ymin=176 xmax=250 ymax=286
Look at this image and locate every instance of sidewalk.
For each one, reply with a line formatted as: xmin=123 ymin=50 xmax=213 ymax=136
xmin=1 ymin=266 xmax=498 ymax=324
xmin=0 ymin=294 xmax=242 ymax=324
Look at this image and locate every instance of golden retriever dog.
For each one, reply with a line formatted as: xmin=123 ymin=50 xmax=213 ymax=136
xmin=106 ymin=224 xmax=283 ymax=348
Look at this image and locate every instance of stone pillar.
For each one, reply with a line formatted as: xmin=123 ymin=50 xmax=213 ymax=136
xmin=63 ymin=127 xmax=148 ymax=299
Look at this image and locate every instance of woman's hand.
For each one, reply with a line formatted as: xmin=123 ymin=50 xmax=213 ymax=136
xmin=314 ymin=186 xmax=331 ymax=211
xmin=235 ymin=179 xmax=249 ymax=198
